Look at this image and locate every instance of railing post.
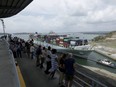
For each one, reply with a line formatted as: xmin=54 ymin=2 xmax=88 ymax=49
xmin=92 ymin=80 xmax=95 ymax=87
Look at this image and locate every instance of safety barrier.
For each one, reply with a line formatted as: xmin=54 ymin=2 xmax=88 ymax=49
xmin=73 ymin=67 xmax=108 ymax=87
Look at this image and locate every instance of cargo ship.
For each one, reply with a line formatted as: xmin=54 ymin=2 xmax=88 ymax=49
xmin=29 ymin=31 xmax=88 ymax=48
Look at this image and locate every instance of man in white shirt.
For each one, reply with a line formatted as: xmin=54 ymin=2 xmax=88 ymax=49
xmin=30 ymin=44 xmax=35 ymax=59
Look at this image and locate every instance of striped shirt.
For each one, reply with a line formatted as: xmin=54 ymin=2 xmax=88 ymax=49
xmin=50 ymin=54 xmax=58 ymax=72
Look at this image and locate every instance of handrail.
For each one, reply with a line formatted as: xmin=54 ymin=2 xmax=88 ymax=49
xmin=74 ymin=75 xmax=92 ymax=87
xmin=74 ymin=64 xmax=108 ymax=87
xmin=73 ymin=80 xmax=84 ymax=87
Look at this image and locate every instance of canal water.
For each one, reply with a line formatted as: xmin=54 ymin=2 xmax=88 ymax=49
xmin=13 ymin=34 xmax=116 ymax=74
xmin=76 ymin=51 xmax=116 ymax=74
xmin=59 ymin=49 xmax=116 ymax=74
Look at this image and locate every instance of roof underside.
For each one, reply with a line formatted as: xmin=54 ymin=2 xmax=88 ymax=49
xmin=0 ymin=0 xmax=33 ymax=18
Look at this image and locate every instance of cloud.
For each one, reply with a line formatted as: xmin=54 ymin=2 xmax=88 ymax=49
xmin=3 ymin=0 xmax=116 ymax=33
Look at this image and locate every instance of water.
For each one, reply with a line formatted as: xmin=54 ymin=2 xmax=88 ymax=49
xmin=76 ymin=51 xmax=116 ymax=74
xmin=0 ymin=32 xmax=100 ymax=41
xmin=12 ymin=34 xmax=30 ymax=41
xmin=61 ymin=49 xmax=116 ymax=74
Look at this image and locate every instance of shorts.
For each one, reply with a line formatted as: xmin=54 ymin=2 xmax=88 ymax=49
xmin=65 ymin=74 xmax=74 ymax=81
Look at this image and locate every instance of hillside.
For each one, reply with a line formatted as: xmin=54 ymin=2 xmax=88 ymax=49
xmin=92 ymin=31 xmax=116 ymax=49
xmin=93 ymin=31 xmax=116 ymax=41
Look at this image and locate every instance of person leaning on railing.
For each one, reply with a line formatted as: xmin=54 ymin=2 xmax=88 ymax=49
xmin=63 ymin=53 xmax=76 ymax=87
xmin=36 ymin=45 xmax=42 ymax=67
xmin=58 ymin=53 xmax=67 ymax=86
xmin=49 ymin=49 xmax=58 ymax=78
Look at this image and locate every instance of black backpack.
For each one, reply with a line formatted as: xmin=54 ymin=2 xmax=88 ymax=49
xmin=36 ymin=48 xmax=42 ymax=55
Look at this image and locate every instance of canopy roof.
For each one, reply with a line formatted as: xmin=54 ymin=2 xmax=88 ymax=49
xmin=0 ymin=0 xmax=33 ymax=18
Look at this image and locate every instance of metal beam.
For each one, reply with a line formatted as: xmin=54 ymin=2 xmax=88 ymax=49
xmin=0 ymin=6 xmax=22 ymax=9
xmin=0 ymin=0 xmax=33 ymax=18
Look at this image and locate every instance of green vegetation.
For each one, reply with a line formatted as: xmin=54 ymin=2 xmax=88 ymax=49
xmin=93 ymin=36 xmax=105 ymax=42
xmin=93 ymin=31 xmax=116 ymax=42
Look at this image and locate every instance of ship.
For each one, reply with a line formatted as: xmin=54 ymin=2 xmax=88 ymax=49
xmin=29 ymin=31 xmax=88 ymax=48
xmin=97 ymin=59 xmax=116 ymax=68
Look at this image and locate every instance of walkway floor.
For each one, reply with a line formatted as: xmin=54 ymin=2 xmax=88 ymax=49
xmin=16 ymin=53 xmax=60 ymax=87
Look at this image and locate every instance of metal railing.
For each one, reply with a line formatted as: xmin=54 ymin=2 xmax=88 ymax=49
xmin=35 ymin=40 xmax=108 ymax=87
xmin=73 ymin=64 xmax=108 ymax=87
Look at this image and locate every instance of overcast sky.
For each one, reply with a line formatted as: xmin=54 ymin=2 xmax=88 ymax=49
xmin=1 ymin=0 xmax=116 ymax=33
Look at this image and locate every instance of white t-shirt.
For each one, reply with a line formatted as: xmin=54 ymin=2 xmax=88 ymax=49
xmin=46 ymin=50 xmax=52 ymax=61
xmin=42 ymin=50 xmax=47 ymax=58
xmin=30 ymin=46 xmax=34 ymax=52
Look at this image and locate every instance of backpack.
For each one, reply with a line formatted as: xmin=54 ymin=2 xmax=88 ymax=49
xmin=36 ymin=48 xmax=42 ymax=55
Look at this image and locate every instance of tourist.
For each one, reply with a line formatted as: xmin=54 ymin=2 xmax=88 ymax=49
xmin=12 ymin=43 xmax=17 ymax=58
xmin=30 ymin=44 xmax=35 ymax=59
xmin=30 ymin=39 xmax=34 ymax=46
xmin=36 ymin=45 xmax=42 ymax=67
xmin=44 ymin=46 xmax=52 ymax=74
xmin=49 ymin=49 xmax=58 ymax=78
xmin=17 ymin=42 xmax=22 ymax=58
xmin=40 ymin=47 xmax=47 ymax=69
xmin=58 ymin=53 xmax=67 ymax=86
xmin=21 ymin=40 xmax=26 ymax=53
xmin=25 ymin=41 xmax=30 ymax=58
xmin=64 ymin=53 xmax=75 ymax=87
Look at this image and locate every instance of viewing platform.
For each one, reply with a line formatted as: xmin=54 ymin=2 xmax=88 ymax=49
xmin=0 ymin=39 xmax=116 ymax=87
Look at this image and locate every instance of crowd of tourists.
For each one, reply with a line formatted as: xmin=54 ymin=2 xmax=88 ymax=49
xmin=9 ymin=36 xmax=76 ymax=87
xmin=9 ymin=36 xmax=33 ymax=58
xmin=35 ymin=45 xmax=76 ymax=87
